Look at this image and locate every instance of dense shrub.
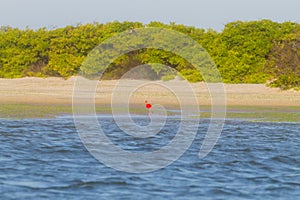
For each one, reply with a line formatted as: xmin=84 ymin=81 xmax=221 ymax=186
xmin=0 ymin=20 xmax=299 ymax=89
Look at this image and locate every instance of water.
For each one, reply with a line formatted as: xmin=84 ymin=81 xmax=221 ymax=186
xmin=0 ymin=116 xmax=299 ymax=199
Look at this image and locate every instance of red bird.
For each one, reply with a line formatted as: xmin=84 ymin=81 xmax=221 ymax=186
xmin=145 ymin=100 xmax=152 ymax=109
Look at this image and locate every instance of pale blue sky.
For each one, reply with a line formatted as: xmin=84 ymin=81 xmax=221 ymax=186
xmin=0 ymin=0 xmax=299 ymax=31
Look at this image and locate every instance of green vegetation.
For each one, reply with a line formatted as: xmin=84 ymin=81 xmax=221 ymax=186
xmin=0 ymin=20 xmax=299 ymax=89
xmin=0 ymin=104 xmax=73 ymax=118
xmin=1 ymin=103 xmax=300 ymax=122
xmin=199 ymin=105 xmax=300 ymax=122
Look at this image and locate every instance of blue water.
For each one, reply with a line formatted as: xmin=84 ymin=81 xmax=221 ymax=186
xmin=0 ymin=116 xmax=299 ymax=199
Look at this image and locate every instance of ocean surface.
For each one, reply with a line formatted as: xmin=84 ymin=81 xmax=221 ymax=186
xmin=0 ymin=115 xmax=299 ymax=199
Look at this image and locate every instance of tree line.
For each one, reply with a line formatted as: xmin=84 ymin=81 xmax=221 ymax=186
xmin=0 ymin=20 xmax=299 ymax=89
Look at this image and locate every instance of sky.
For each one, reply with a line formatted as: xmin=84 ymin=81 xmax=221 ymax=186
xmin=0 ymin=0 xmax=299 ymax=31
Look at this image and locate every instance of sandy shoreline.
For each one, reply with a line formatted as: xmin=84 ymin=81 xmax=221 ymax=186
xmin=1 ymin=76 xmax=300 ymax=107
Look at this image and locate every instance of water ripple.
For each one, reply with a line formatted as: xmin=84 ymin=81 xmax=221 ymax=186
xmin=0 ymin=118 xmax=299 ymax=199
